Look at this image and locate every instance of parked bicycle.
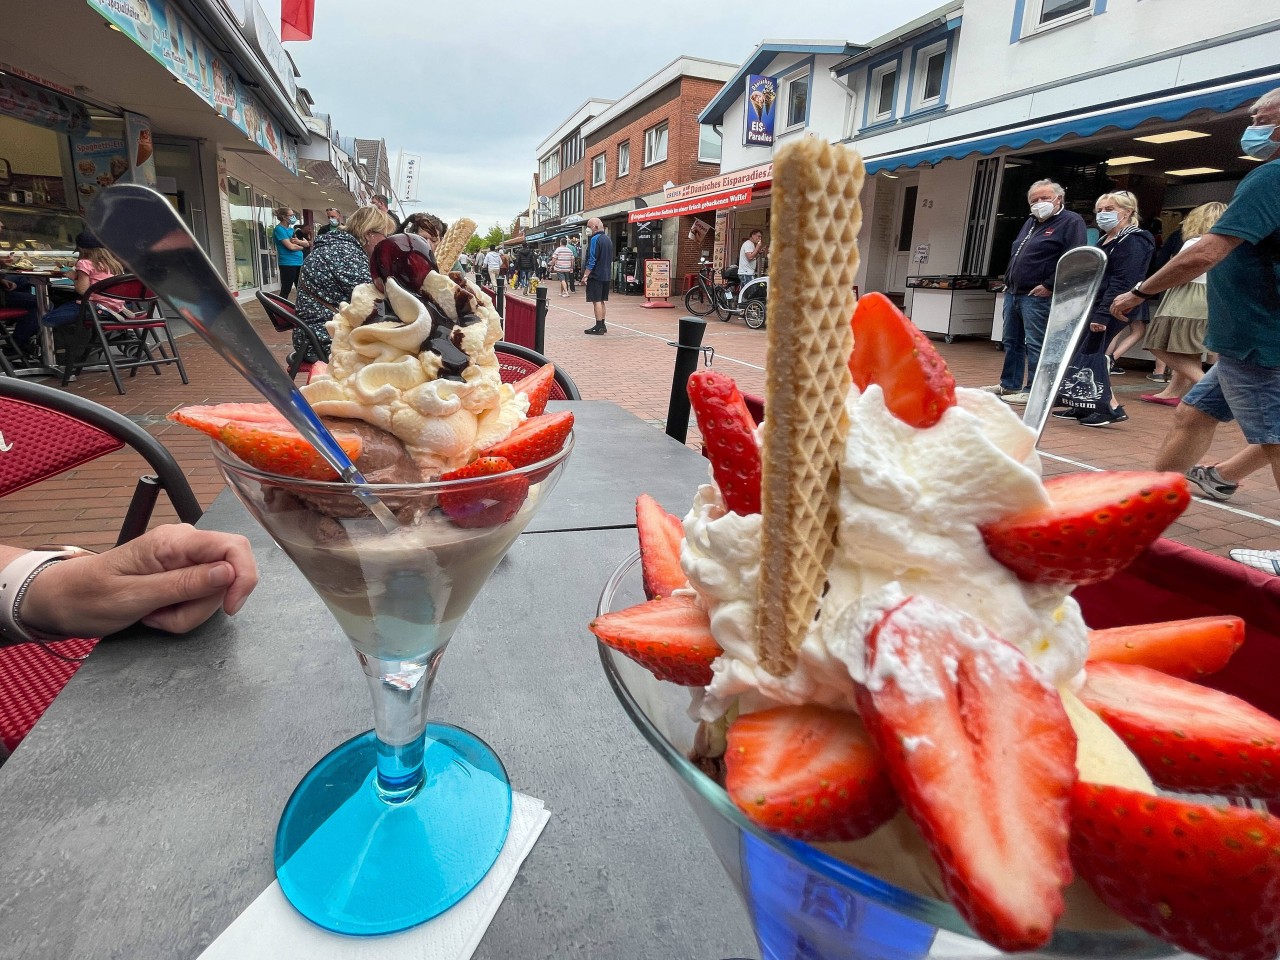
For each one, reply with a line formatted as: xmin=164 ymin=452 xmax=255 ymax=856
xmin=682 ymin=263 xmax=768 ymax=329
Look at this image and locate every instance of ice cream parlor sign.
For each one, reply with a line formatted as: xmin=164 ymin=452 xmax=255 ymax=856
xmin=743 ymin=75 xmax=777 ymax=147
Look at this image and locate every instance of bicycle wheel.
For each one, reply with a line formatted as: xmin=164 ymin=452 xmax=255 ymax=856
xmin=684 ymin=285 xmax=714 ymax=317
xmin=743 ymin=300 xmax=767 ymax=330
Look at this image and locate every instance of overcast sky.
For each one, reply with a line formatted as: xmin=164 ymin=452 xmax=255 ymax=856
xmin=263 ymin=0 xmax=940 ymax=230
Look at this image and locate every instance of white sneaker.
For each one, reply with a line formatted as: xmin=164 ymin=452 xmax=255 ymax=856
xmin=1229 ymin=549 xmax=1280 ymax=576
xmin=981 ymin=384 xmax=1020 ymax=396
xmin=1001 ymin=391 xmax=1031 ymax=404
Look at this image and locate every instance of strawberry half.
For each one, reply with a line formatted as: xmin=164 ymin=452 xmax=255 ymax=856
xmin=481 ymin=410 xmax=573 ymax=470
xmin=589 ymin=594 xmax=719 ymax=686
xmin=168 ymin=402 xmax=289 ymax=439
xmin=512 ymin=363 xmax=556 ymax=417
xmin=725 ymin=705 xmax=899 ymax=841
xmin=636 ymin=494 xmax=688 ymax=600
xmin=1077 ymin=660 xmax=1280 ymax=799
xmin=1070 ymin=782 xmax=1280 ymax=960
xmin=686 ymin=369 xmax=761 ymax=515
xmin=980 ymin=471 xmax=1190 ymax=586
xmin=849 ymin=292 xmax=956 ymax=428
xmin=437 ymin=456 xmax=530 ymax=528
xmin=307 ymin=361 xmax=329 ymax=383
xmin=218 ymin=421 xmax=362 ymax=481
xmin=1087 ymin=615 xmax=1245 ymax=679
xmin=854 ymin=595 xmax=1076 ymax=952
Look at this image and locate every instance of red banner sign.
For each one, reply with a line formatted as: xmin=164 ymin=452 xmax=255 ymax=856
xmin=629 ymin=188 xmax=753 ymax=223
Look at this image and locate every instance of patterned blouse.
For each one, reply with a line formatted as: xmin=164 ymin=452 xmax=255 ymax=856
xmin=297 ymin=230 xmax=371 ymax=329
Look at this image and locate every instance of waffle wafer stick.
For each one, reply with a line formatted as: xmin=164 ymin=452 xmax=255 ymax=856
xmin=756 ymin=138 xmax=865 ymax=677
xmin=435 ymin=217 xmax=476 ymax=278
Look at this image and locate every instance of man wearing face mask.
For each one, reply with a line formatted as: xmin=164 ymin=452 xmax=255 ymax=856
xmin=986 ymin=180 xmax=1088 ymax=403
xmin=1111 ymin=88 xmax=1280 ymax=576
xmin=317 ymin=207 xmax=344 ymax=237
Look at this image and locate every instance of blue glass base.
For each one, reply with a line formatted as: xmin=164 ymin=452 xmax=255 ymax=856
xmin=274 ymin=724 xmax=513 ymax=936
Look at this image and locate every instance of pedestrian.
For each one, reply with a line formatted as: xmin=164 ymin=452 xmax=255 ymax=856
xmin=293 ymin=222 xmax=315 ymax=255
xmin=318 ymin=208 xmax=344 ymax=236
xmin=371 ymin=194 xmax=390 ymax=215
xmin=401 ymin=212 xmax=447 ymax=250
xmin=1111 ymin=87 xmax=1280 ymax=574
xmin=582 ymin=217 xmax=614 ymax=335
xmin=272 ymin=206 xmax=309 ymax=300
xmin=1056 ymin=191 xmax=1154 ymax=427
xmin=515 ymin=245 xmax=535 ymax=292
xmin=483 ymin=247 xmax=503 ymax=287
xmin=738 ymin=228 xmax=767 ymax=302
xmin=552 ymin=239 xmax=575 ymax=297
xmin=1139 ymin=201 xmax=1226 ymax=405
xmin=568 ymin=234 xmax=581 ymax=292
xmin=985 ymin=180 xmax=1088 ymax=403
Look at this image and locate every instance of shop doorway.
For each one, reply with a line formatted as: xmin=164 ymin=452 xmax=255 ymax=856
xmin=152 ymin=137 xmax=207 ymax=252
xmin=888 ymin=180 xmax=919 ymax=297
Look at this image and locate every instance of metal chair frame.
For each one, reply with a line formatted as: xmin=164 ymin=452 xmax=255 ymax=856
xmin=255 ymin=291 xmax=330 ymax=380
xmin=494 ymin=341 xmax=581 ymax=401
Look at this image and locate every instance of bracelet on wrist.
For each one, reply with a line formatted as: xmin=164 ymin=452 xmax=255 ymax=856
xmin=0 ymin=547 xmax=91 ymax=645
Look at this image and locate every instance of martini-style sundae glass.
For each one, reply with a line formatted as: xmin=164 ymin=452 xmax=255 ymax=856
xmin=215 ymin=434 xmax=573 ymax=936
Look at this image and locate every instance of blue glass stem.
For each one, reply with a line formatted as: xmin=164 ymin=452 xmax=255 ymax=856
xmin=359 ymin=646 xmax=448 ymax=803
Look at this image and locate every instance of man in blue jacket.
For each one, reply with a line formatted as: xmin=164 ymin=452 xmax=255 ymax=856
xmin=987 ymin=180 xmax=1088 ymax=404
xmin=583 ymin=217 xmax=614 ymax=335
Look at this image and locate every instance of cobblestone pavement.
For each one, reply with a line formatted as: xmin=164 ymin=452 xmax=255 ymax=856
xmin=3 ymin=289 xmax=1276 ymax=559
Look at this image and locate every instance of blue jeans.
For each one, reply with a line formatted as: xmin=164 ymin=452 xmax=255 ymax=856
xmin=517 ymin=268 xmax=532 ymax=289
xmin=999 ymin=293 xmax=1051 ymax=391
xmin=41 ymin=301 xmax=82 ymax=328
xmin=1183 ymin=358 xmax=1280 ymax=445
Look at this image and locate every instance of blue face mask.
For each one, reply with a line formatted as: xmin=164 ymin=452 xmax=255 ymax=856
xmin=1095 ymin=211 xmax=1121 ymax=232
xmin=289 ymin=215 xmax=299 ymax=225
xmin=1240 ymin=124 xmax=1279 ymax=160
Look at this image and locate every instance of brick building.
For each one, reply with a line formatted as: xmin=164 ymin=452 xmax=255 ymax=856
xmin=528 ymin=99 xmax=613 ymax=249
xmin=577 ymin=57 xmax=736 ymax=294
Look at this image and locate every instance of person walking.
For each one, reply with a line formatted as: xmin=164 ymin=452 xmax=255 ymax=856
xmin=582 ymin=218 xmax=614 ymax=335
xmin=552 ymin=240 xmax=575 ymax=297
xmin=1055 ymin=191 xmax=1154 ymax=427
xmin=568 ymin=234 xmax=581 ymax=292
xmin=515 ymin=245 xmax=536 ymax=292
xmin=273 ymin=206 xmax=309 ymax=300
xmin=1111 ymin=88 xmax=1280 ymax=574
xmin=1139 ymin=201 xmax=1226 ymax=405
xmin=986 ymin=180 xmax=1088 ymax=404
xmin=483 ymin=247 xmax=504 ymax=287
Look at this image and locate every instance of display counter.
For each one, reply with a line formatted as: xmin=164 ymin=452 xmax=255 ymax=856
xmin=906 ymin=275 xmax=997 ymax=342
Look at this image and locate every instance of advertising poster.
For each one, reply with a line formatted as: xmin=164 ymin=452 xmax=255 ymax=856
xmin=124 ymin=111 xmax=157 ymax=187
xmin=743 ymin=75 xmax=778 ymax=147
xmin=69 ymin=133 xmax=131 ymax=212
xmin=0 ymin=71 xmax=91 ymax=134
xmin=687 ymin=218 xmax=711 ymax=244
xmin=644 ymin=259 xmax=671 ymax=300
xmin=87 ymin=0 xmax=298 ymax=173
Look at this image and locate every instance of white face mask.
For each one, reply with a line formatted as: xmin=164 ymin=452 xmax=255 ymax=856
xmin=1095 ymin=211 xmax=1122 ymax=232
xmin=1030 ymin=200 xmax=1056 ymax=221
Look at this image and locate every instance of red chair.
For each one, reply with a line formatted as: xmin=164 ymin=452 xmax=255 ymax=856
xmin=494 ymin=341 xmax=581 ymax=400
xmin=60 ymin=275 xmax=188 ymax=394
xmin=255 ymin=291 xmax=330 ymax=380
xmin=0 ymin=378 xmax=202 ymax=755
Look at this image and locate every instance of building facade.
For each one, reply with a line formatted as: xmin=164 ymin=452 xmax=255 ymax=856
xmin=527 ymin=99 xmax=613 ymax=249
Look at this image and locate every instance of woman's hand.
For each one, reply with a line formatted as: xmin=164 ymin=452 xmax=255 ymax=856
xmin=20 ymin=525 xmax=258 ymax=639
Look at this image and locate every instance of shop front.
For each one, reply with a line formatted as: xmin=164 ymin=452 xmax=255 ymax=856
xmin=659 ymin=162 xmax=774 ymax=289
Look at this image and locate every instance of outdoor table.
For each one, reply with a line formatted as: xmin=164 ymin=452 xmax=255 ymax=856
xmin=1 ymin=269 xmax=75 ymax=375
xmin=0 ymin=400 xmax=758 ymax=960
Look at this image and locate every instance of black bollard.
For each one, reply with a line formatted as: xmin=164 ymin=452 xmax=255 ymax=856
xmin=534 ymin=284 xmax=547 ymax=355
xmin=495 ymin=277 xmax=505 ymax=319
xmin=665 ymin=316 xmax=707 ymax=443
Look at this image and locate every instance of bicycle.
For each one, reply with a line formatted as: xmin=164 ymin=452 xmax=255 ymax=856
xmin=682 ymin=263 xmax=768 ymax=329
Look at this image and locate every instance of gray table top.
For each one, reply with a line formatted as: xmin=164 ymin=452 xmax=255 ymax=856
xmin=0 ymin=401 xmax=756 ymax=959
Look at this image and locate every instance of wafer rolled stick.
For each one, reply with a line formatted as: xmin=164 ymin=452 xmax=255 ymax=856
xmin=435 ymin=217 xmax=476 ymax=280
xmin=756 ymin=138 xmax=865 ymax=677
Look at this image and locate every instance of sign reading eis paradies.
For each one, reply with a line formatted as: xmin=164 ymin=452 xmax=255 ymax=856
xmin=644 ymin=259 xmax=671 ymax=301
xmin=743 ymin=74 xmax=777 ymax=147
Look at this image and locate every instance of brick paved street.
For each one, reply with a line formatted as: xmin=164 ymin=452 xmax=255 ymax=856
xmin=3 ymin=289 xmax=1277 ymax=559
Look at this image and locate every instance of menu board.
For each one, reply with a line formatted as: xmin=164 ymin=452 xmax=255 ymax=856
xmin=644 ymin=259 xmax=671 ymax=301
xmin=69 ymin=133 xmax=131 ymax=213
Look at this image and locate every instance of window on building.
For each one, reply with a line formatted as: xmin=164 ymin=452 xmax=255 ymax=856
xmin=591 ymin=154 xmax=606 ymax=186
xmin=560 ymin=182 xmax=582 ymax=216
xmin=912 ymin=42 xmax=948 ymax=110
xmin=783 ymin=71 xmax=809 ymax=129
xmin=871 ymin=63 xmax=897 ymax=122
xmin=644 ymin=122 xmax=668 ymax=166
xmin=560 ymin=134 xmax=583 ymax=168
xmin=539 ymin=153 xmax=559 ymax=182
xmin=617 ymin=141 xmax=630 ymax=177
xmin=698 ymin=124 xmax=721 ymax=163
xmin=1039 ymin=0 xmax=1090 ymax=25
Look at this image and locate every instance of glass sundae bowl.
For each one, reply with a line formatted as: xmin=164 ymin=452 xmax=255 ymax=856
xmin=596 ymin=550 xmax=1183 ymax=960
xmin=214 ymin=433 xmax=573 ymax=936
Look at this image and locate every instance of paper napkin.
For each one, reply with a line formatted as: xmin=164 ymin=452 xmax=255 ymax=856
xmin=198 ymin=792 xmax=549 ymax=960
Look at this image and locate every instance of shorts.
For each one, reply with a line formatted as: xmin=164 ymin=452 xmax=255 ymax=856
xmin=1182 ymin=357 xmax=1280 ymax=444
xmin=586 ymin=279 xmax=609 ymax=303
xmin=559 ymin=272 xmax=574 ymax=283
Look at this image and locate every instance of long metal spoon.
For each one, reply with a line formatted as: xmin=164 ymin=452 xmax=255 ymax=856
xmin=88 ymin=184 xmax=398 ymax=531
xmin=1020 ymin=245 xmax=1107 ymax=443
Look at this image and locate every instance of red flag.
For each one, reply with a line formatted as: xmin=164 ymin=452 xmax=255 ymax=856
xmin=281 ymin=0 xmax=314 ymax=41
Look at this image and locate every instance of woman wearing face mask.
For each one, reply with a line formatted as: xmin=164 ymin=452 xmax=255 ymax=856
xmin=273 ymin=207 xmax=310 ymax=300
xmin=1056 ymin=191 xmax=1155 ymax=426
xmin=292 ymin=206 xmax=398 ymax=367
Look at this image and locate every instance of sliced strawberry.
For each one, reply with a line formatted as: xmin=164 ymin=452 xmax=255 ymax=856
xmin=307 ymin=361 xmax=329 ymax=383
xmin=1077 ymin=660 xmax=1280 ymax=799
xmin=686 ymin=369 xmax=761 ymax=515
xmin=1070 ymin=782 xmax=1280 ymax=960
xmin=512 ymin=363 xmax=556 ymax=417
xmin=636 ymin=494 xmax=687 ymax=600
xmin=481 ymin=410 xmax=573 ymax=470
xmin=725 ymin=705 xmax=899 ymax=841
xmin=168 ymin=401 xmax=289 ymax=439
xmin=854 ymin=595 xmax=1076 ymax=952
xmin=980 ymin=471 xmax=1190 ymax=586
xmin=218 ymin=421 xmax=362 ymax=481
xmin=589 ymin=594 xmax=719 ymax=686
xmin=1087 ymin=615 xmax=1244 ymax=679
xmin=849 ymin=292 xmax=956 ymax=428
xmin=437 ymin=456 xmax=530 ymax=528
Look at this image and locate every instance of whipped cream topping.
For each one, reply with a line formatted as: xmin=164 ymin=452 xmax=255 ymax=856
xmin=302 ymin=274 xmax=527 ymax=474
xmin=683 ymin=385 xmax=1090 ymax=720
